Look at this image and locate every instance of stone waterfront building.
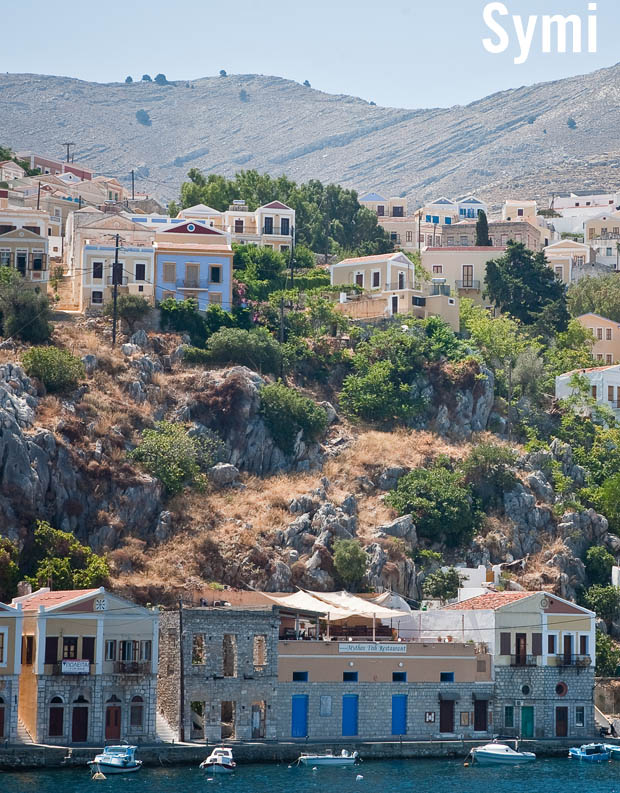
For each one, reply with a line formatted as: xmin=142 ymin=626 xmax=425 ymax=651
xmin=0 ymin=600 xmax=23 ymax=742
xmin=12 ymin=587 xmax=159 ymax=744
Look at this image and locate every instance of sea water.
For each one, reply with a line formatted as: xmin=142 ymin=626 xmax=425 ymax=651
xmin=4 ymin=756 xmax=620 ymax=793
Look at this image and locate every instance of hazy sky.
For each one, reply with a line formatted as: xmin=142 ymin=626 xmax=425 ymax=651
xmin=3 ymin=0 xmax=619 ymax=108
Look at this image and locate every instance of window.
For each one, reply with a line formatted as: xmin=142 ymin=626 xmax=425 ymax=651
xmin=555 ymin=682 xmax=568 ymax=697
xmin=462 ymin=264 xmax=473 ymax=287
xmin=234 ymin=219 xmax=244 ymax=233
xmin=343 ymin=671 xmax=358 ymax=682
xmin=517 ymin=208 xmax=524 ymax=217
xmin=372 ymin=271 xmax=381 ymax=288
xmin=597 ymin=354 xmax=603 ymax=361
xmin=62 ymin=637 xmax=77 ymax=659
xmin=432 ymin=215 xmax=439 ymax=224
xmin=592 ymin=385 xmax=598 ymax=399
xmin=120 ymin=640 xmax=134 ymax=662
xmin=504 ymin=705 xmax=514 ymax=728
xmin=280 ymin=245 xmax=289 ymax=252
xmin=281 ymin=218 xmax=290 ymax=236
xmin=555 ymin=266 xmax=564 ymax=277
xmin=597 ymin=327 xmax=603 ymax=340
xmin=161 ymin=290 xmax=175 ymax=301
xmin=135 ymin=263 xmax=146 ymax=281
xmin=130 ymin=696 xmax=144 ymax=729
xmin=355 ymin=272 xmax=364 ymax=287
xmin=192 ymin=634 xmax=206 ymax=665
xmin=607 ymin=328 xmax=613 ymax=340
xmin=579 ymin=635 xmax=589 ymax=655
xmin=392 ymin=206 xmax=403 ymax=218
xmin=140 ymin=641 xmax=152 ymax=662
xmin=500 ymin=633 xmax=511 ymax=655
xmin=0 ymin=250 xmax=10 ymax=267
xmin=607 ymin=248 xmax=613 ymax=257
xmin=406 ymin=231 xmax=413 ymax=242
xmin=425 ymin=215 xmax=431 ymax=223
xmin=253 ymin=635 xmax=267 ymax=668
xmin=432 ymin=265 xmax=443 ymax=274
xmin=548 ymin=634 xmax=557 ymax=654
xmin=320 ymin=695 xmax=332 ymax=716
xmin=91 ymin=291 xmax=103 ymax=304
xmin=208 ymin=292 xmax=222 ymax=305
xmin=223 ymin=634 xmax=237 ymax=677
xmin=460 ymin=711 xmax=469 ymax=726
xmin=163 ymin=262 xmax=176 ymax=283
xmin=444 ymin=217 xmax=452 ymax=225
xmin=575 ymin=706 xmax=585 ymax=727
xmin=82 ymin=637 xmax=95 ymax=665
xmin=607 ymin=354 xmax=613 ymax=365
xmin=210 ymin=266 xmax=221 ymax=284
xmin=609 ymin=385 xmax=615 ymax=402
xmin=92 ymin=261 xmax=103 ymax=279
xmin=292 ymin=671 xmax=308 ymax=682
xmin=105 ymin=640 xmax=117 ymax=661
xmin=440 ymin=672 xmax=454 ymax=682
xmin=377 ymin=206 xmax=385 ymax=217
xmin=392 ymin=671 xmax=407 ymax=682
xmin=0 ymin=631 xmax=5 ymax=665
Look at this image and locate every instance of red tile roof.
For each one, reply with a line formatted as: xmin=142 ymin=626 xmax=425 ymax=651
xmin=444 ymin=591 xmax=536 ymax=610
xmin=262 ymin=201 xmax=291 ymax=210
xmin=336 ymin=252 xmax=404 ymax=265
xmin=17 ymin=589 xmax=99 ymax=611
xmin=424 ymin=246 xmax=506 ymax=252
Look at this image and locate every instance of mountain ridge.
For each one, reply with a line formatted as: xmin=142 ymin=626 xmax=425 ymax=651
xmin=2 ymin=64 xmax=620 ymax=204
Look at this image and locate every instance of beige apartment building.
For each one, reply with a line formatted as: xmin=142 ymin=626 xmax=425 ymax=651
xmin=0 ymin=601 xmax=23 ymax=742
xmin=0 ymin=189 xmax=50 ymax=291
xmin=421 ymin=246 xmax=506 ymax=308
xmin=576 ymin=313 xmax=620 ymax=364
xmin=358 ymin=192 xmax=408 ymax=218
xmin=543 ymin=240 xmax=595 ymax=284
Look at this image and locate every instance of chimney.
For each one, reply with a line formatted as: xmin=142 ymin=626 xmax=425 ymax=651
xmin=16 ymin=581 xmax=32 ymax=597
xmin=0 ymin=189 xmax=8 ymax=210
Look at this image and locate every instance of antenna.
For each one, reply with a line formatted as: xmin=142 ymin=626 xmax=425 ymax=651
xmin=62 ymin=142 xmax=75 ymax=163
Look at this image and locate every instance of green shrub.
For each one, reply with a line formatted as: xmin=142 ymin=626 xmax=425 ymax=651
xmin=585 ymin=546 xmax=615 ymax=586
xmin=333 ymin=539 xmax=367 ymax=590
xmin=596 ymin=630 xmax=620 ymax=676
xmin=130 ymin=421 xmax=224 ymax=495
xmin=460 ymin=442 xmax=517 ymax=510
xmin=207 ymin=327 xmax=281 ymax=373
xmin=159 ymin=297 xmax=207 ymax=346
xmin=260 ymin=382 xmax=328 ymax=455
xmin=0 ymin=267 xmax=53 ymax=343
xmin=22 ymin=347 xmax=85 ymax=392
xmin=183 ymin=347 xmax=211 ymax=365
xmin=413 ymin=549 xmax=443 ymax=569
xmin=422 ymin=567 xmax=464 ymax=603
xmin=583 ymin=584 xmax=620 ymax=625
xmin=386 ymin=465 xmax=480 ymax=546
xmin=0 ymin=539 xmax=19 ymax=601
xmin=104 ymin=294 xmax=151 ymax=332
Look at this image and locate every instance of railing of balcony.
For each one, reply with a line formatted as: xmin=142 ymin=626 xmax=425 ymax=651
xmin=114 ymin=660 xmax=150 ymax=674
xmin=456 ymin=279 xmax=481 ymax=290
xmin=106 ymin=275 xmax=128 ymax=286
xmin=175 ymin=278 xmax=209 ymax=289
xmin=556 ymin=654 xmax=592 ymax=668
xmin=262 ymin=225 xmax=292 ymax=236
xmin=510 ymin=654 xmax=538 ymax=667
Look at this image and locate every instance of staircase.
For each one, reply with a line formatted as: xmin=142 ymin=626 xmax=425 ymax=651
xmin=156 ymin=712 xmax=178 ymax=743
xmin=16 ymin=718 xmax=34 ymax=744
xmin=52 ymin=274 xmax=80 ymax=312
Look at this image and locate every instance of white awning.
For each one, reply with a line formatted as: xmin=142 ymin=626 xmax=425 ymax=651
xmin=262 ymin=589 xmax=409 ymax=621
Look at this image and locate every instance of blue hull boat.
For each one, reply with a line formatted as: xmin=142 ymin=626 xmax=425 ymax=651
xmin=569 ymin=743 xmax=610 ymax=762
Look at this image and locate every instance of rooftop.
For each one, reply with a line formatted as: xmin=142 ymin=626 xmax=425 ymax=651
xmin=335 ymin=252 xmax=407 ymax=265
xmin=444 ymin=591 xmax=535 ymax=610
xmin=12 ymin=588 xmax=99 ymax=611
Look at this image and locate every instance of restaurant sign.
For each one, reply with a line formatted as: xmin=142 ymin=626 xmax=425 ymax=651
xmin=62 ymin=659 xmax=90 ymax=674
xmin=338 ymin=643 xmax=407 ymax=654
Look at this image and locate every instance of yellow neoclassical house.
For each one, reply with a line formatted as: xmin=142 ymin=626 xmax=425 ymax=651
xmin=0 ymin=600 xmax=23 ymax=742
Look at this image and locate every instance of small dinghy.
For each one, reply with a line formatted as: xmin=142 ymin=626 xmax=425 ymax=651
xmin=298 ymin=749 xmax=359 ymax=766
xmin=469 ymin=741 xmax=536 ymax=766
xmin=88 ymin=744 xmax=142 ymax=775
xmin=569 ymin=743 xmax=611 ymax=762
xmin=200 ymin=746 xmax=236 ymax=773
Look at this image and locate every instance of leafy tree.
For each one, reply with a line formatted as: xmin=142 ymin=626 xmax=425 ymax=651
xmin=414 ymin=549 xmax=443 ymax=569
xmin=104 ymin=294 xmax=151 ymax=333
xmin=0 ymin=267 xmax=53 ymax=343
xmin=0 ymin=539 xmax=19 ymax=601
xmin=154 ymin=73 xmax=167 ymax=85
xmin=386 ymin=464 xmax=480 ymax=546
xmin=543 ymin=320 xmax=594 ymax=384
xmin=136 ymin=109 xmax=151 ymax=126
xmin=22 ymin=521 xmax=109 ymax=590
xmin=219 ymin=69 xmax=227 ymax=77
xmin=475 ymin=210 xmax=491 ymax=246
xmin=592 ymin=473 xmax=620 ymax=535
xmin=198 ymin=327 xmax=282 ymax=373
xmin=460 ymin=442 xmax=517 ymax=510
xmin=234 ymin=244 xmax=287 ymax=300
xmin=142 ymin=74 xmax=152 ymax=82
xmin=260 ymin=382 xmax=327 ymax=454
xmin=159 ymin=297 xmax=208 ymax=346
xmin=583 ymin=584 xmax=620 ymax=625
xmin=423 ymin=567 xmax=464 ymax=602
xmin=596 ymin=630 xmax=620 ymax=676
xmin=130 ymin=421 xmax=224 ymax=495
xmin=22 ymin=347 xmax=85 ymax=392
xmin=167 ymin=200 xmax=180 ymax=218
xmin=567 ymin=275 xmax=620 ymax=322
xmin=303 ymin=80 xmax=311 ymax=87
xmin=484 ymin=241 xmax=569 ymax=333
xmin=125 ymin=76 xmax=133 ymax=84
xmin=585 ymin=546 xmax=615 ymax=586
xmin=333 ymin=539 xmax=366 ymax=590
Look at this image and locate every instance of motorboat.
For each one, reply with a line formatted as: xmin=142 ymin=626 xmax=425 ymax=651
xmin=88 ymin=744 xmax=142 ymax=775
xmin=200 ymin=746 xmax=236 ymax=773
xmin=298 ymin=749 xmax=359 ymax=766
xmin=569 ymin=743 xmax=611 ymax=762
xmin=605 ymin=743 xmax=620 ymax=759
xmin=469 ymin=741 xmax=536 ymax=766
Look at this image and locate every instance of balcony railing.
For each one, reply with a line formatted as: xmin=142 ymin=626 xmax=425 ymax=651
xmin=262 ymin=225 xmax=292 ymax=236
xmin=0 ymin=254 xmax=48 ymax=272
xmin=106 ymin=275 xmax=128 ymax=286
xmin=456 ymin=279 xmax=481 ymax=290
xmin=556 ymin=654 xmax=592 ymax=668
xmin=510 ymin=654 xmax=538 ymax=667
xmin=114 ymin=660 xmax=150 ymax=674
xmin=175 ymin=278 xmax=210 ymax=290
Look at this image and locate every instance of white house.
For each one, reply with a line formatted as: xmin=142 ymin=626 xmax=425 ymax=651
xmin=555 ymin=364 xmax=620 ymax=413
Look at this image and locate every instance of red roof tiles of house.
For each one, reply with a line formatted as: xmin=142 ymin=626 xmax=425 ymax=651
xmin=443 ymin=591 xmax=536 ymax=610
xmin=336 ymin=252 xmax=405 ymax=265
xmin=262 ymin=201 xmax=291 ymax=210
xmin=16 ymin=588 xmax=99 ymax=611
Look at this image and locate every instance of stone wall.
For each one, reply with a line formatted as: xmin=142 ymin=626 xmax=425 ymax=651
xmin=494 ymin=665 xmax=594 ymax=739
xmin=0 ymin=676 xmax=18 ymax=742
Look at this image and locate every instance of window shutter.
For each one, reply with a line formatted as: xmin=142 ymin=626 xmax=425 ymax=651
xmin=532 ymin=633 xmax=542 ymax=656
xmin=44 ymin=636 xmax=58 ymax=665
xmin=500 ymin=632 xmax=511 ymax=655
xmin=547 ymin=634 xmax=555 ymax=654
xmin=82 ymin=637 xmax=95 ymax=664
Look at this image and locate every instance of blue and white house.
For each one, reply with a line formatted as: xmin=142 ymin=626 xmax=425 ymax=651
xmin=154 ymin=221 xmax=233 ymax=311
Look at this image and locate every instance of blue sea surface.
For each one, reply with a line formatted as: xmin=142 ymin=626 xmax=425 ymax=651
xmin=4 ymin=757 xmax=620 ymax=793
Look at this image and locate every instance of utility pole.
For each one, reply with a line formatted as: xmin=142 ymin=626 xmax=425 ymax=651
xmin=62 ymin=142 xmax=75 ymax=163
xmin=417 ymin=210 xmax=421 ymax=253
xmin=178 ymin=599 xmax=185 ymax=743
xmin=36 ymin=181 xmax=41 ymax=211
xmin=131 ymin=169 xmax=135 ymax=201
xmin=111 ymin=233 xmax=121 ymax=346
xmin=289 ymin=224 xmax=295 ymax=288
xmin=324 ymin=213 xmax=329 ymax=264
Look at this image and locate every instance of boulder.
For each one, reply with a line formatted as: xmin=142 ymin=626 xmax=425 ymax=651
xmin=376 ymin=515 xmax=417 ymax=545
xmin=81 ymin=354 xmax=98 ymax=374
xmin=121 ymin=343 xmax=139 ymax=357
xmin=130 ymin=329 xmax=149 ymax=348
xmin=526 ymin=471 xmax=554 ymax=503
xmin=208 ymin=463 xmax=239 ymax=488
xmin=341 ymin=494 xmax=357 ymax=516
xmin=318 ymin=401 xmax=338 ymax=424
xmin=289 ymin=494 xmax=319 ymax=515
xmin=377 ymin=466 xmax=408 ymax=491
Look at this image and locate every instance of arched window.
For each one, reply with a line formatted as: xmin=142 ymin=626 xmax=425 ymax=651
xmin=130 ymin=696 xmax=144 ymax=729
xmin=49 ymin=697 xmax=64 ymax=737
xmin=106 ymin=695 xmax=122 ymax=703
xmin=73 ymin=695 xmax=89 ymax=704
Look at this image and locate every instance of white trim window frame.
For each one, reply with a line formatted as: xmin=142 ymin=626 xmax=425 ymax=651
xmin=0 ymin=626 xmax=7 ymax=667
xmin=371 ymin=269 xmax=381 ymax=290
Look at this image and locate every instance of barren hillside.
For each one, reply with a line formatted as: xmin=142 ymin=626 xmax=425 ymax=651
xmin=2 ymin=65 xmax=620 ymax=204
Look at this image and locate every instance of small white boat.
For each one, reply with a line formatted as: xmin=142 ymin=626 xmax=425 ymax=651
xmin=299 ymin=749 xmax=359 ymax=766
xmin=569 ymin=743 xmax=610 ymax=762
xmin=470 ymin=741 xmax=536 ymax=766
xmin=200 ymin=746 xmax=236 ymax=773
xmin=88 ymin=744 xmax=142 ymax=775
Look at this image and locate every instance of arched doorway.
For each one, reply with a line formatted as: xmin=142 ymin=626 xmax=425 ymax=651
xmin=105 ymin=695 xmax=122 ymax=740
xmin=130 ymin=696 xmax=144 ymax=733
xmin=49 ymin=696 xmax=64 ymax=738
xmin=71 ymin=695 xmax=89 ymax=743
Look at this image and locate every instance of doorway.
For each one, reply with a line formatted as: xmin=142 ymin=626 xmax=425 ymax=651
xmin=105 ymin=704 xmax=121 ymax=740
xmin=251 ymin=701 xmax=266 ymax=739
xmin=190 ymin=701 xmax=205 ymax=740
xmin=515 ymin=633 xmax=527 ymax=665
xmin=564 ymin=635 xmax=573 ymax=665
xmin=291 ymin=695 xmax=308 ymax=738
xmin=392 ymin=694 xmax=407 ymax=736
xmin=72 ymin=697 xmax=89 ymax=743
xmin=556 ymin=706 xmax=568 ymax=737
xmin=16 ymin=252 xmax=27 ymax=276
xmin=0 ymin=698 xmax=4 ymax=738
xmin=391 ymin=295 xmax=399 ymax=315
xmin=221 ymin=701 xmax=235 ymax=740
xmin=439 ymin=699 xmax=454 ymax=733
xmin=521 ymin=706 xmax=534 ymax=738
xmin=474 ymin=700 xmax=488 ymax=731
xmin=342 ymin=694 xmax=359 ymax=737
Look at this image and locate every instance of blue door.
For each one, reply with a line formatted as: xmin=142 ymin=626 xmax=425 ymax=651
xmin=291 ymin=695 xmax=308 ymax=738
xmin=392 ymin=694 xmax=407 ymax=735
xmin=342 ymin=694 xmax=359 ymax=737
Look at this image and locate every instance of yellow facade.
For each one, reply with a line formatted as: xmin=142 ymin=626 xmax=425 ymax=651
xmin=577 ymin=313 xmax=620 ymax=365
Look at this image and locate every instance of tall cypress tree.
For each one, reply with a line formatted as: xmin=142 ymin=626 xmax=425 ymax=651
xmin=475 ymin=210 xmax=491 ymax=246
